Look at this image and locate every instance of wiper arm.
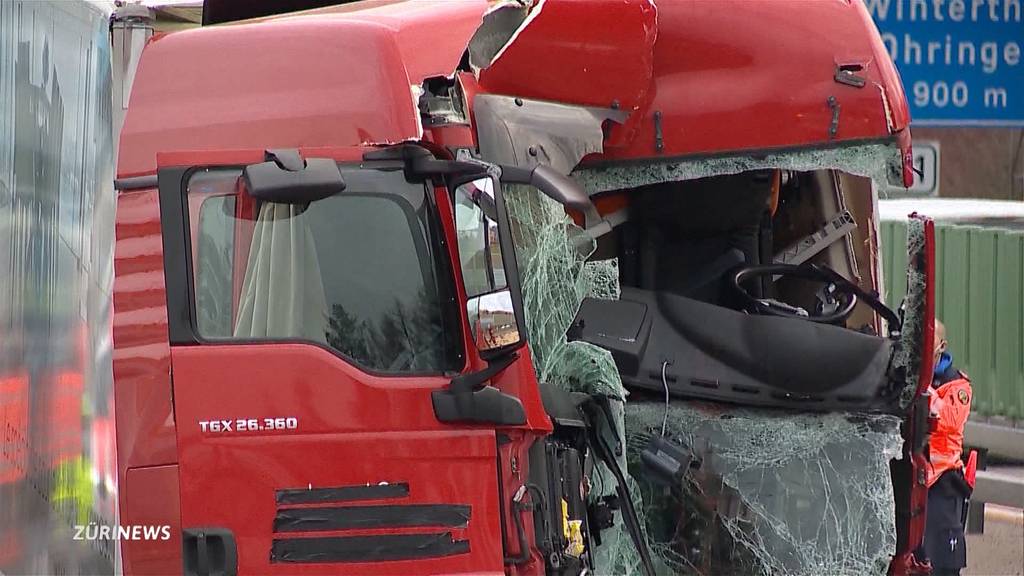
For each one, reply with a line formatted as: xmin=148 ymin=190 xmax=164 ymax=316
xmin=581 ymin=396 xmax=657 ymax=576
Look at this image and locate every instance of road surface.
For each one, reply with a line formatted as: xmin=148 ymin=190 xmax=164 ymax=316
xmin=965 ymin=505 xmax=1024 ymax=576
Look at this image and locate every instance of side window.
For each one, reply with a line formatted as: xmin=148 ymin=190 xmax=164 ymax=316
xmin=187 ymin=167 xmax=459 ymax=374
xmin=195 ymin=195 xmax=236 ymax=337
xmin=453 ymin=178 xmax=507 ymax=297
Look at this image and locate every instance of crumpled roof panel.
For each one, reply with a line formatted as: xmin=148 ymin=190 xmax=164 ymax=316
xmin=477 ymin=0 xmax=910 ymax=162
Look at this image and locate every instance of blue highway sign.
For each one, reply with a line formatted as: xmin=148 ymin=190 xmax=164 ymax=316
xmin=868 ymin=0 xmax=1023 ymax=126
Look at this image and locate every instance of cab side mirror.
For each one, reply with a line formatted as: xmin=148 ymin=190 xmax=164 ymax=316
xmin=468 ymin=289 xmax=521 ymax=353
xmin=243 ymin=150 xmax=345 ymax=204
xmin=452 ymin=177 xmax=524 ymax=355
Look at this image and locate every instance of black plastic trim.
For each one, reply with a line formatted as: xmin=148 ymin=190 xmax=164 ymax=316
xmin=157 ymin=166 xmax=196 ymax=345
xmin=273 ymin=504 xmax=470 ymax=532
xmin=572 ymin=288 xmax=897 ymax=412
xmin=276 ymin=483 xmax=409 ymax=505
xmin=243 ymin=154 xmax=345 ymax=203
xmin=114 ymin=174 xmax=159 ymax=190
xmin=183 ymin=527 xmax=237 ymax=576
xmin=432 ymin=354 xmax=526 ymax=425
xmin=432 ymin=385 xmax=526 ymax=426
xmin=270 ymin=532 xmax=470 ymax=564
xmin=497 ymin=165 xmax=532 ymax=184
xmin=364 ymin=144 xmax=489 ymax=184
xmin=538 ymin=382 xmax=588 ymax=428
xmin=490 ymin=171 xmax=530 ymax=349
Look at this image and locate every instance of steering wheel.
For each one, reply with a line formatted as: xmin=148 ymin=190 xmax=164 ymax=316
xmin=730 ymin=263 xmax=859 ymax=324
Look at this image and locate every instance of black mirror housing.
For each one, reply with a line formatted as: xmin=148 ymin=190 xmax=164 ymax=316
xmin=431 ymin=354 xmax=525 ymax=426
xmin=499 ymin=164 xmax=603 ymax=229
xmin=530 ymin=165 xmax=593 ymax=214
xmin=243 ymin=151 xmax=345 ymax=204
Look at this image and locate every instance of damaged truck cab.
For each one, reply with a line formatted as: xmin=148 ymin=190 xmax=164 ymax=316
xmin=115 ymin=2 xmax=648 ymax=574
xmin=112 ymin=0 xmax=936 ymax=575
xmin=463 ymin=1 xmax=935 ymax=573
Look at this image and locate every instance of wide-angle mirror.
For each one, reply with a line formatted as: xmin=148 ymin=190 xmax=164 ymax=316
xmin=467 ymin=288 xmax=521 ymax=352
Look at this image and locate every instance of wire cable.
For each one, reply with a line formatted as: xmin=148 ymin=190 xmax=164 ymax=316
xmin=661 ymin=360 xmax=670 ymax=437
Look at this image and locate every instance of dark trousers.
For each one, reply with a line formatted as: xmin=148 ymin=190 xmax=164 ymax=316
xmin=919 ymin=470 xmax=969 ymax=575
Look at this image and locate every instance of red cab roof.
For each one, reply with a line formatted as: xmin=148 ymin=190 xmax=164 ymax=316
xmin=478 ymin=0 xmax=910 ymax=163
xmin=119 ymin=0 xmax=910 ymax=176
xmin=118 ymin=0 xmax=487 ymax=177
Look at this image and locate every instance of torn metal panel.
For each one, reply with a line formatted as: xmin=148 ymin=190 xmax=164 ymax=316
xmin=410 ymin=84 xmax=425 ymax=140
xmin=573 ymin=142 xmax=907 ymax=195
xmin=466 ymin=0 xmax=535 ymax=72
xmin=878 ymin=84 xmax=896 ymax=134
xmin=475 ymin=94 xmax=626 ymax=173
xmin=417 ymin=76 xmax=468 ymax=127
xmin=623 ymin=402 xmax=903 ymax=576
xmin=474 ymin=0 xmax=908 ymax=162
xmin=476 ymin=0 xmax=657 ymax=117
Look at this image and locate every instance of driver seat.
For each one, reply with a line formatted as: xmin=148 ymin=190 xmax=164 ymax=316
xmin=628 ymin=173 xmax=774 ymax=308
xmin=570 ymin=287 xmax=895 ymax=411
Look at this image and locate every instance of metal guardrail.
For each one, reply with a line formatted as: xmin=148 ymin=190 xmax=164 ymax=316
xmin=966 ymin=421 xmax=1024 ymax=461
xmin=973 ymin=469 xmax=1024 ymax=509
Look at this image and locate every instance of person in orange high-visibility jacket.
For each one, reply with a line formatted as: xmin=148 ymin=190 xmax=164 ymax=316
xmin=919 ymin=320 xmax=973 ymax=576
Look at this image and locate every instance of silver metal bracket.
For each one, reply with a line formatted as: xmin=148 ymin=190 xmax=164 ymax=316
xmin=774 ymin=210 xmax=857 ymax=267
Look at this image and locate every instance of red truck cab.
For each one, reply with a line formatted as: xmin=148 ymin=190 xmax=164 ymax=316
xmin=112 ymin=1 xmax=935 ymax=575
xmin=115 ymin=3 xmax=627 ymax=574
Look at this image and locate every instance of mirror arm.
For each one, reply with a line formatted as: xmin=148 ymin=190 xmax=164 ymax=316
xmin=497 ymin=165 xmax=534 ymax=184
xmin=498 ymin=164 xmax=606 ymax=231
xmin=449 ymin=352 xmax=517 ymax=396
xmin=412 ymin=157 xmax=487 ymax=178
xmin=432 ymin=353 xmax=526 ymax=426
xmin=363 ymin=144 xmax=490 ymax=181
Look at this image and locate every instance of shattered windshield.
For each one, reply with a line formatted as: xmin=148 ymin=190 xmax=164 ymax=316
xmin=623 ymin=403 xmax=902 ymax=575
xmin=503 ymin=144 xmax=916 ymax=575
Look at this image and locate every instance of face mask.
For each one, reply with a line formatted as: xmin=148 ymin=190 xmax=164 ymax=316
xmin=934 ymin=352 xmax=953 ymax=376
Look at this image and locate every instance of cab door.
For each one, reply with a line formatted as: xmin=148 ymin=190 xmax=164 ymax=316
xmin=156 ymin=151 xmax=504 ymax=575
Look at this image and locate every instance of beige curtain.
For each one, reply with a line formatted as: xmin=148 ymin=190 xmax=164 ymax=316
xmin=233 ymin=203 xmax=328 ymax=343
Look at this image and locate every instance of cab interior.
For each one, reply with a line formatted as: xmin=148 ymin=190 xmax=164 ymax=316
xmin=571 ymin=168 xmax=904 ymax=412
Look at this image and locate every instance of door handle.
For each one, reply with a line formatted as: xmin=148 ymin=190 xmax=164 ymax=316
xmin=183 ymin=527 xmax=237 ymax=576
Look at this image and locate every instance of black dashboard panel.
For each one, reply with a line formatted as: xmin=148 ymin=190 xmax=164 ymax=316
xmin=570 ymin=288 xmax=898 ymax=412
